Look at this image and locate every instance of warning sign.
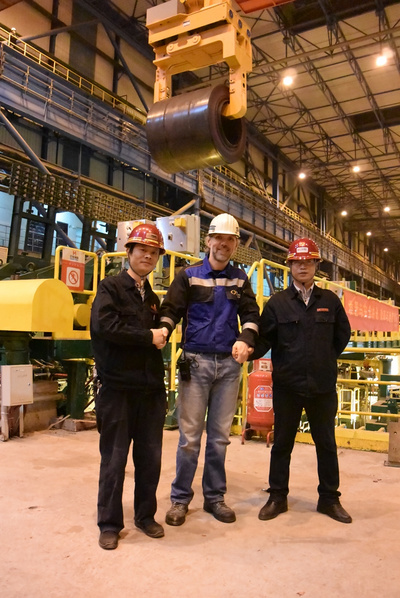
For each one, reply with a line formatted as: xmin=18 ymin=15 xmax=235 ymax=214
xmin=253 ymin=385 xmax=273 ymax=412
xmin=61 ymin=248 xmax=85 ymax=291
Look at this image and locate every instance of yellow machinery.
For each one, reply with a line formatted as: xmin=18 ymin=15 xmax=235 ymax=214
xmin=0 ymin=246 xmax=97 ymax=340
xmin=145 ymin=0 xmax=252 ymax=173
xmin=0 ymin=249 xmax=97 ymax=434
xmin=0 ymin=278 xmax=91 ymax=340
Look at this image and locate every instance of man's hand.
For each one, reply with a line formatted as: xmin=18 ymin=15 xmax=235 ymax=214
xmin=232 ymin=340 xmax=253 ymax=364
xmin=151 ymin=327 xmax=168 ymax=349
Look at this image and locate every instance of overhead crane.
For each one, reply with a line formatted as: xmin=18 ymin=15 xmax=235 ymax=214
xmin=145 ymin=0 xmax=296 ymax=173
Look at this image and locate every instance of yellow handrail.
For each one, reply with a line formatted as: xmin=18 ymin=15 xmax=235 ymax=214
xmin=54 ymin=245 xmax=98 ymax=300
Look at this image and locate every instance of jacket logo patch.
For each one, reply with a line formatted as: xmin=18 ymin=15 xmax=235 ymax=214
xmin=317 ymin=308 xmax=329 ymax=312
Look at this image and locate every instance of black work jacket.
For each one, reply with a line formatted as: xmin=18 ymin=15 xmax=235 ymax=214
xmin=90 ymin=270 xmax=165 ymax=390
xmin=253 ymin=283 xmax=351 ymax=395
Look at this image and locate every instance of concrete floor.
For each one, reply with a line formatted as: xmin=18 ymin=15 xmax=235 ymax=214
xmin=0 ymin=427 xmax=399 ymax=598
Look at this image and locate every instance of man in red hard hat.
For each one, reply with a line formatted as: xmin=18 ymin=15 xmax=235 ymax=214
xmin=91 ymin=222 xmax=169 ymax=549
xmin=252 ymin=237 xmax=352 ymax=524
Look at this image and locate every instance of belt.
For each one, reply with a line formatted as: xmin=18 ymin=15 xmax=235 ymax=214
xmin=195 ymin=352 xmax=232 ymax=358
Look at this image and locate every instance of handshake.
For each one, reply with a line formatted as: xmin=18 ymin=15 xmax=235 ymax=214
xmin=151 ymin=327 xmax=169 ymax=349
xmin=231 ymin=340 xmax=254 ymax=364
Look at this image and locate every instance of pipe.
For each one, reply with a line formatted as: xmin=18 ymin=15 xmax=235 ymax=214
xmin=0 ymin=110 xmax=51 ymax=175
xmin=104 ymin=26 xmax=149 ymax=113
xmin=18 ymin=20 xmax=99 ymax=42
xmin=32 ymin=201 xmax=77 ymax=248
xmin=171 ymin=199 xmax=197 ymax=216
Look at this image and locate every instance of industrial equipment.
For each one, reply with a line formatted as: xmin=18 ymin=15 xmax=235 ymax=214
xmin=156 ymin=214 xmax=200 ymax=256
xmin=145 ymin=0 xmax=251 ymax=173
xmin=145 ymin=0 xmax=297 ymax=173
xmin=0 ymin=248 xmax=97 ymax=438
xmin=0 ymin=364 xmax=33 ymax=440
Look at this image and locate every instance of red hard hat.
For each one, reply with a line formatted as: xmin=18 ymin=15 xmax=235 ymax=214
xmin=287 ymin=238 xmax=321 ymax=261
xmin=125 ymin=223 xmax=165 ymax=254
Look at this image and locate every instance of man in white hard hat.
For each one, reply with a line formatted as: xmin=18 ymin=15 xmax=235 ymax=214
xmin=91 ymin=223 xmax=169 ymax=550
xmin=160 ymin=213 xmax=260 ymax=526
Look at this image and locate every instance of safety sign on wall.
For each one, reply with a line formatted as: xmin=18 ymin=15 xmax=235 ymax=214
xmin=61 ymin=248 xmax=85 ymax=292
xmin=253 ymin=385 xmax=273 ymax=412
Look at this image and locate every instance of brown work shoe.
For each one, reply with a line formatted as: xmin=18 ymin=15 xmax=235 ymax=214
xmin=135 ymin=519 xmax=165 ymax=538
xmin=203 ymin=500 xmax=236 ymax=523
xmin=258 ymin=498 xmax=288 ymax=521
xmin=317 ymin=501 xmax=352 ymax=524
xmin=99 ymin=530 xmax=119 ymax=550
xmin=165 ymin=502 xmax=188 ymax=526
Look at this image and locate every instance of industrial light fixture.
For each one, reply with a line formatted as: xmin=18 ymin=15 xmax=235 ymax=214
xmin=376 ymin=48 xmax=393 ymax=67
xmin=376 ymin=53 xmax=387 ymax=67
xmin=352 ymin=137 xmax=360 ymax=173
xmin=366 ymin=231 xmax=372 ymax=236
xmin=282 ymin=75 xmax=294 ymax=87
xmin=282 ymin=67 xmax=296 ymax=88
xmin=384 ymin=247 xmax=389 ymax=252
xmin=376 ymin=11 xmax=391 ymax=67
xmin=341 ymin=210 xmax=347 ymax=216
xmin=298 ymin=171 xmax=306 ymax=180
xmin=384 ymin=206 xmax=390 ymax=212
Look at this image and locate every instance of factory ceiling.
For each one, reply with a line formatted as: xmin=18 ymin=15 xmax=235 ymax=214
xmin=1 ymin=0 xmax=400 ymax=260
xmin=78 ymin=0 xmax=400 ymax=260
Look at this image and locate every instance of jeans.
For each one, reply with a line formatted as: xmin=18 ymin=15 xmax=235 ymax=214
xmin=268 ymin=388 xmax=341 ymax=503
xmin=171 ymin=352 xmax=241 ymax=504
xmin=96 ymin=384 xmax=166 ymax=533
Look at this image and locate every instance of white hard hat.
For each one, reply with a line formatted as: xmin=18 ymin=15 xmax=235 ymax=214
xmin=208 ymin=214 xmax=240 ymax=238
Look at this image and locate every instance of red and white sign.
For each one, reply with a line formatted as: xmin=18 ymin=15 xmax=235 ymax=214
xmin=61 ymin=248 xmax=85 ymax=292
xmin=343 ymin=289 xmax=399 ymax=332
xmin=253 ymin=385 xmax=273 ymax=412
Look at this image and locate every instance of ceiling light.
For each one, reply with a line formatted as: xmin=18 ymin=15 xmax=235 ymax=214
xmin=282 ymin=75 xmax=294 ymax=87
xmin=384 ymin=206 xmax=390 ymax=212
xmin=366 ymin=231 xmax=372 ymax=236
xmin=352 ymin=165 xmax=360 ymax=173
xmin=341 ymin=210 xmax=347 ymax=216
xmin=298 ymin=171 xmax=306 ymax=180
xmin=384 ymin=247 xmax=389 ymax=252
xmin=376 ymin=54 xmax=387 ymax=67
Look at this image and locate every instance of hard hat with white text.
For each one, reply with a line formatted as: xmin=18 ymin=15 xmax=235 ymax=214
xmin=287 ymin=238 xmax=321 ymax=261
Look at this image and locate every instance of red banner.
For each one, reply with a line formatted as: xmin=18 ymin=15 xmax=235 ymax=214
xmin=343 ymin=289 xmax=399 ymax=332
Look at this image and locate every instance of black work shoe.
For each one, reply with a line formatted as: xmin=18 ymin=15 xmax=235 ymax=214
xmin=165 ymin=502 xmax=189 ymax=526
xmin=258 ymin=498 xmax=288 ymax=521
xmin=317 ymin=501 xmax=352 ymax=524
xmin=203 ymin=501 xmax=236 ymax=523
xmin=135 ymin=519 xmax=165 ymax=538
xmin=99 ymin=530 xmax=119 ymax=550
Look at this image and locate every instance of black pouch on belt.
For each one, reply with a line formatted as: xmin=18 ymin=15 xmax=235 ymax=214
xmin=177 ymin=353 xmax=192 ymax=381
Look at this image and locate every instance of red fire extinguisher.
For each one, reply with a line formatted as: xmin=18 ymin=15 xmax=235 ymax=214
xmin=242 ymin=359 xmax=274 ymax=446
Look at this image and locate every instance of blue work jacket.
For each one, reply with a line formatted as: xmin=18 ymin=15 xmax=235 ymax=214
xmin=160 ymin=255 xmax=259 ymax=353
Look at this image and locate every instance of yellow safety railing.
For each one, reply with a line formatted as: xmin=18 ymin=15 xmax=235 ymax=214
xmin=94 ymin=247 xmax=400 ymax=439
xmin=0 ymin=25 xmax=146 ymax=125
xmin=242 ymin=260 xmax=400 ymax=441
xmin=54 ymin=246 xmax=99 ymax=300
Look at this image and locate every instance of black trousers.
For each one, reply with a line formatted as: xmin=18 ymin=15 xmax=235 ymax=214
xmin=95 ymin=384 xmax=166 ymax=533
xmin=268 ymin=388 xmax=340 ymax=503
